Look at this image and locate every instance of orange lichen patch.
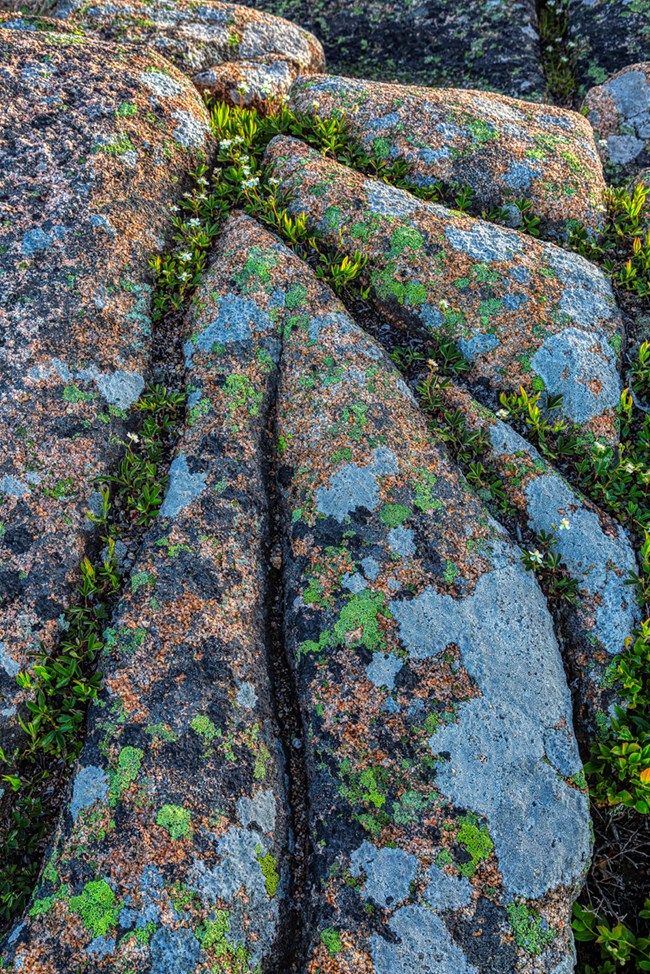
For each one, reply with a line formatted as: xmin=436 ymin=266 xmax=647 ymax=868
xmin=291 ymin=74 xmax=607 ymax=240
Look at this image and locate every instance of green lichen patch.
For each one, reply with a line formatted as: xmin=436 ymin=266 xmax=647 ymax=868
xmin=156 ymin=804 xmax=192 ymax=840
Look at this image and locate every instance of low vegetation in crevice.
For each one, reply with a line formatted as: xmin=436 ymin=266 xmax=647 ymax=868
xmin=0 ymin=386 xmax=185 ymax=928
xmin=537 ymin=0 xmax=579 ymax=105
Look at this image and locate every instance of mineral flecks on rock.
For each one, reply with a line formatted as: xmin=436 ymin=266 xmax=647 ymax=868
xmin=2 ymin=216 xmax=289 ymax=973
xmin=0 ymin=27 xmax=213 ymax=753
xmin=257 ymin=0 xmax=546 ymax=98
xmin=264 ymin=135 xmax=623 ymax=440
xmin=2 ymin=0 xmax=326 ymax=105
xmin=584 ymin=63 xmax=650 ymax=177
xmin=570 ymin=0 xmax=650 ymax=94
xmin=290 ymin=74 xmax=606 ymax=241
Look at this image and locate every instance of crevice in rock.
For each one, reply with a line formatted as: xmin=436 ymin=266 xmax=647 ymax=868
xmin=261 ymin=334 xmax=310 ymax=974
xmin=536 ymin=0 xmax=579 ymax=106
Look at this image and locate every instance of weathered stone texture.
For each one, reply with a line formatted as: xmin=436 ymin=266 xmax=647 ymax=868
xmin=436 ymin=383 xmax=640 ymax=735
xmin=1 ymin=0 xmax=325 ymax=99
xmin=264 ymin=135 xmax=623 ymax=441
xmin=2 ymin=215 xmax=289 ymax=973
xmin=584 ymin=63 xmax=650 ymax=179
xmin=291 ymin=75 xmax=606 ymax=241
xmin=570 ymin=0 xmax=650 ymax=92
xmin=0 ymin=27 xmax=212 ymax=751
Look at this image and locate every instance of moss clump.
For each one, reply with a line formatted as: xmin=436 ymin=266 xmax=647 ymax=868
xmin=69 ymin=880 xmax=120 ymax=937
xmin=109 ymin=745 xmax=143 ymax=803
xmin=156 ymin=804 xmax=192 ymax=840
xmin=507 ymin=901 xmax=555 ymax=954
xmin=380 ymin=502 xmax=412 ymax=527
xmin=191 ymin=714 xmax=217 ymax=742
xmin=256 ymin=847 xmax=280 ymax=897
xmin=333 ymin=590 xmax=390 ymax=652
xmin=456 ymin=813 xmax=493 ymax=877
xmin=321 ymin=927 xmax=343 ymax=956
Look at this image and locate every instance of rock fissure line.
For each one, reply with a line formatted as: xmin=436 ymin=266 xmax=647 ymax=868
xmin=262 ymin=330 xmax=310 ymax=974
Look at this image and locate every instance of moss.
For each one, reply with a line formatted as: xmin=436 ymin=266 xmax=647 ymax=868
xmin=456 ymin=813 xmax=493 ymax=877
xmin=156 ymin=804 xmax=192 ymax=840
xmin=191 ymin=714 xmax=217 ymax=742
xmin=256 ymin=847 xmax=280 ymax=897
xmin=321 ymin=927 xmax=343 ymax=955
xmin=389 ymin=226 xmax=424 ymax=255
xmin=506 ymin=901 xmax=555 ymax=954
xmin=109 ymin=745 xmax=143 ymax=803
xmin=380 ymin=502 xmax=412 ymax=527
xmin=69 ymin=880 xmax=120 ymax=937
xmin=199 ymin=909 xmax=251 ymax=969
xmin=413 ymin=469 xmax=444 ymax=513
xmin=333 ymin=589 xmax=391 ymax=651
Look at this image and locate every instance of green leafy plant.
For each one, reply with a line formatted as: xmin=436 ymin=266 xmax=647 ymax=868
xmin=573 ymin=900 xmax=650 ymax=972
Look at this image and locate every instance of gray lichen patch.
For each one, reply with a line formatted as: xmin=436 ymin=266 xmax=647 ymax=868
xmin=370 ymin=905 xmax=478 ymax=974
xmin=445 ymin=222 xmax=524 ymax=263
xmin=159 ymin=454 xmax=207 ymax=518
xmin=524 ymin=474 xmax=639 ymax=654
xmin=70 ymin=765 xmax=110 ymax=821
xmin=409 ymin=561 xmax=591 ymax=898
xmin=185 ymin=294 xmax=273 ymax=365
xmin=315 ymin=448 xmax=398 ymax=521
xmin=530 ymin=328 xmax=620 ymax=425
xmin=350 ymin=842 xmax=419 ymax=908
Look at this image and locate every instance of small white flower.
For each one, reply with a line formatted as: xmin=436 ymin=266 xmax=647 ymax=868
xmin=170 ymin=204 xmax=179 ymax=212
xmin=241 ymin=165 xmax=251 ymax=176
xmin=528 ymin=549 xmax=544 ymax=566
xmin=187 ymin=218 xmax=201 ymax=227
xmin=439 ymin=299 xmax=450 ymax=310
xmin=242 ymin=176 xmax=260 ymax=189
xmin=126 ymin=432 xmax=140 ymax=443
xmin=178 ymin=251 xmax=192 ymax=262
xmin=593 ymin=441 xmax=607 ymax=454
xmin=268 ymin=176 xmax=281 ymax=186
xmin=496 ymin=408 xmax=509 ymax=419
xmin=220 ymin=138 xmax=233 ymax=149
xmin=559 ymin=517 xmax=570 ymax=531
xmin=311 ymin=100 xmax=320 ymax=109
xmin=624 ymin=461 xmax=636 ymax=474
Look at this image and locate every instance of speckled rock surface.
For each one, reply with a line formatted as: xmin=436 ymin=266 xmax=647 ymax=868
xmin=2 ymin=0 xmax=326 ymax=100
xmin=584 ymin=63 xmax=650 ymax=179
xmin=261 ymin=217 xmax=591 ymax=972
xmin=193 ymin=58 xmax=301 ymax=107
xmin=570 ymin=0 xmax=650 ymax=92
xmin=290 ymin=75 xmax=606 ymax=241
xmin=436 ymin=383 xmax=640 ymax=735
xmin=264 ymin=135 xmax=623 ymax=441
xmin=0 ymin=27 xmax=212 ymax=752
xmin=255 ymin=0 xmax=545 ymax=97
xmin=1 ymin=215 xmax=289 ymax=973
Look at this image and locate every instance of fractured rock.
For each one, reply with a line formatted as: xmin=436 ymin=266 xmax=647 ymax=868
xmin=0 ymin=27 xmax=213 ymax=753
xmin=1 ymin=214 xmax=289 ymax=973
xmin=291 ymin=74 xmax=606 ymax=241
xmin=436 ymin=383 xmax=640 ymax=735
xmin=264 ymin=135 xmax=623 ymax=441
xmin=200 ymin=215 xmax=592 ymax=971
xmin=584 ymin=63 xmax=650 ymax=179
